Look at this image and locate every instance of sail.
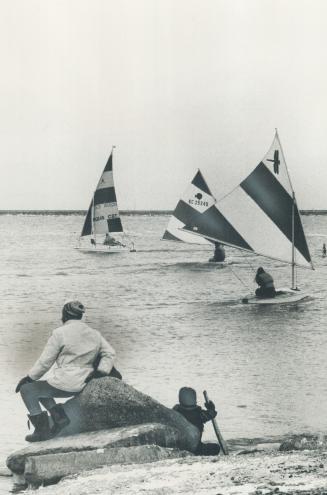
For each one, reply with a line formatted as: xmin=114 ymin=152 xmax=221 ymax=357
xmin=80 ymin=151 xmax=123 ymax=237
xmin=81 ymin=201 xmax=93 ymax=236
xmin=183 ymin=132 xmax=313 ymax=269
xmin=162 ymin=169 xmax=216 ymax=244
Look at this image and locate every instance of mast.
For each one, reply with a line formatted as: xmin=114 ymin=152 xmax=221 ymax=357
xmin=91 ymin=195 xmax=95 ymax=244
xmin=276 ymin=128 xmax=297 ymax=289
xmin=109 ymin=145 xmax=116 ymax=237
xmin=291 ymin=192 xmax=296 ymax=289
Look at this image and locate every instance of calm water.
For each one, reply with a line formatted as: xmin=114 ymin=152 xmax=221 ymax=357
xmin=0 ymin=213 xmax=327 ymax=479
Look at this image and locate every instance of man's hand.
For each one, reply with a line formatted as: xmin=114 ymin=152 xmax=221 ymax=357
xmin=15 ymin=376 xmax=34 ymax=393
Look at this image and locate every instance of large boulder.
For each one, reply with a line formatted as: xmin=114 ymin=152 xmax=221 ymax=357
xmin=7 ymin=424 xmax=193 ymax=478
xmin=7 ymin=379 xmax=200 ymax=475
xmin=24 ymin=445 xmax=191 ymax=486
xmin=56 ymin=378 xmax=200 ymax=452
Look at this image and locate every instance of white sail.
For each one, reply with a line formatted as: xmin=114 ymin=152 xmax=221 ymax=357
xmin=183 ymin=132 xmax=313 ymax=269
xmin=163 ymin=169 xmax=216 ymax=245
xmin=81 ymin=150 xmax=123 ymax=237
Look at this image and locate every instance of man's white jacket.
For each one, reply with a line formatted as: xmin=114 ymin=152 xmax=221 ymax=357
xmin=28 ymin=319 xmax=116 ymax=392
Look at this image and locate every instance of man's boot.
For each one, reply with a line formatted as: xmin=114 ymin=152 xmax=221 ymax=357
xmin=49 ymin=404 xmax=70 ymax=436
xmin=25 ymin=411 xmax=51 ymax=442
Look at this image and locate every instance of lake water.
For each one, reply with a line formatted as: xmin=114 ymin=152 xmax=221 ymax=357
xmin=0 ymin=213 xmax=327 ymax=490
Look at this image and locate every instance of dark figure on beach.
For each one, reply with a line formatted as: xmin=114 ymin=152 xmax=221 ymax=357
xmin=209 ymin=242 xmax=226 ymax=263
xmin=255 ymin=267 xmax=276 ymax=298
xmin=323 ymin=243 xmax=326 ymax=257
xmin=173 ymin=387 xmax=220 ymax=456
xmin=15 ymin=301 xmax=116 ymax=442
xmin=90 ymin=238 xmax=96 ymax=246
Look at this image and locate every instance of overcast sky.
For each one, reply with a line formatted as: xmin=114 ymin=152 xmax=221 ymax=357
xmin=0 ymin=0 xmax=326 ymax=210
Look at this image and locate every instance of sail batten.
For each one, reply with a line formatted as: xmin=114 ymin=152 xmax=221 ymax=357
xmin=80 ymin=150 xmax=123 ymax=237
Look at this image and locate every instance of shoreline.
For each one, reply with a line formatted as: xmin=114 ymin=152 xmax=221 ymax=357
xmin=19 ymin=448 xmax=327 ymax=495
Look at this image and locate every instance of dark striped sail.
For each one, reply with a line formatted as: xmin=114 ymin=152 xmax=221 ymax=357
xmin=183 ymin=132 xmax=313 ymax=269
xmin=163 ymin=169 xmax=216 ymax=244
xmin=81 ymin=151 xmax=123 ymax=237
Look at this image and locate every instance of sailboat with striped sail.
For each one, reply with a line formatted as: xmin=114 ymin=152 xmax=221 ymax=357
xmin=162 ymin=169 xmax=227 ymax=262
xmin=77 ymin=147 xmax=131 ymax=253
xmin=163 ymin=169 xmax=216 ymax=244
xmin=182 ymin=131 xmax=313 ymax=304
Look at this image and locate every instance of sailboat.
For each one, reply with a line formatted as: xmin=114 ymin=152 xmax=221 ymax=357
xmin=163 ymin=169 xmax=216 ymax=244
xmin=181 ymin=130 xmax=314 ymax=304
xmin=77 ymin=147 xmax=131 ymax=253
xmin=162 ymin=169 xmax=226 ymax=262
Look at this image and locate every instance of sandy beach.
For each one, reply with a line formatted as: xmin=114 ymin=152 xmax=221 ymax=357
xmin=26 ymin=449 xmax=327 ymax=495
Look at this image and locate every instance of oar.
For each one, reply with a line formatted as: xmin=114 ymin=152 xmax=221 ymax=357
xmin=203 ymin=390 xmax=229 ymax=455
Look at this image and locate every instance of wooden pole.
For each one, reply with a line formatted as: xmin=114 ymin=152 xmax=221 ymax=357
xmin=203 ymin=390 xmax=229 ymax=455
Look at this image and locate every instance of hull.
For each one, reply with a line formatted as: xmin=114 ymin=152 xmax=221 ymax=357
xmin=242 ymin=288 xmax=310 ymax=305
xmin=75 ymin=245 xmax=129 ymax=254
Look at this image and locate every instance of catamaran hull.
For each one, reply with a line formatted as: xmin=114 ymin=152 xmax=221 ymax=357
xmin=242 ymin=288 xmax=310 ymax=305
xmin=75 ymin=245 xmax=129 ymax=254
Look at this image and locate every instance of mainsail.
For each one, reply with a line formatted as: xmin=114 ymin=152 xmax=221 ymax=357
xmin=183 ymin=131 xmax=313 ymax=269
xmin=81 ymin=149 xmax=123 ymax=237
xmin=162 ymin=169 xmax=216 ymax=245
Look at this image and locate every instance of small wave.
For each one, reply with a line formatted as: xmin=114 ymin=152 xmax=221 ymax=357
xmin=165 ymin=261 xmax=228 ymax=270
xmin=55 ymin=272 xmax=68 ymax=276
xmin=135 ymin=248 xmax=211 ymax=254
xmin=207 ymin=299 xmax=241 ymax=307
xmin=16 ymin=274 xmax=30 ymax=278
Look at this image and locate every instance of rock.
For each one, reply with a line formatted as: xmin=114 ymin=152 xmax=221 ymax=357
xmin=279 ymin=434 xmax=327 ymax=452
xmin=7 ymin=423 xmax=190 ymax=475
xmin=57 ymin=378 xmax=199 ymax=449
xmin=24 ymin=445 xmax=192 ymax=486
xmin=7 ymin=379 xmax=200 ymax=479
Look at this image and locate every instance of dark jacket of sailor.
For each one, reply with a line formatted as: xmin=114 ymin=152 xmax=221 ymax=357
xmin=173 ymin=387 xmax=217 ymax=434
xmin=255 ymin=267 xmax=275 ymax=289
xmin=173 ymin=387 xmax=220 ymax=456
xmin=213 ymin=243 xmax=226 ymax=262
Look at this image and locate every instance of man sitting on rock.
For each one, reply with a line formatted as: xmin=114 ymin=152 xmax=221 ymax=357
xmin=173 ymin=387 xmax=220 ymax=455
xmin=15 ymin=300 xmax=116 ymax=442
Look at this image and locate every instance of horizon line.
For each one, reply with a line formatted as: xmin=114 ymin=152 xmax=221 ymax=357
xmin=0 ymin=209 xmax=326 ymax=216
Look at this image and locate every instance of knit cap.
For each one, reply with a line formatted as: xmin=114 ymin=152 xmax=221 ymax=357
xmin=63 ymin=300 xmax=85 ymax=318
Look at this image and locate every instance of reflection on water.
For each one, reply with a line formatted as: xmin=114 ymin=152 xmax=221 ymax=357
xmin=0 ymin=213 xmax=327 ymax=471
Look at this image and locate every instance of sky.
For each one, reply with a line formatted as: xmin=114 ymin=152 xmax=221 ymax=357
xmin=0 ymin=0 xmax=327 ymax=210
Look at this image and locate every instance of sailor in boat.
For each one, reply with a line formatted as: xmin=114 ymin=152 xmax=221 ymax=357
xmin=103 ymin=233 xmax=121 ymax=246
xmin=323 ymin=243 xmax=326 ymax=257
xmin=209 ymin=242 xmax=226 ymax=263
xmin=15 ymin=301 xmax=116 ymax=442
xmin=173 ymin=387 xmax=220 ymax=455
xmin=255 ymin=267 xmax=276 ymax=299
